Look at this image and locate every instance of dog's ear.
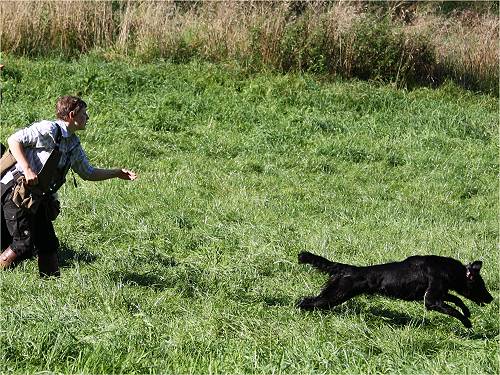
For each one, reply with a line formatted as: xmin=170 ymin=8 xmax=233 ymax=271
xmin=471 ymin=261 xmax=483 ymax=271
xmin=466 ymin=261 xmax=483 ymax=280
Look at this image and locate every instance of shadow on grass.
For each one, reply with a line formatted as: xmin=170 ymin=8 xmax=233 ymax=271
xmin=111 ymin=271 xmax=176 ymax=291
xmin=459 ymin=330 xmax=499 ymax=340
xmin=263 ymin=295 xmax=291 ymax=307
xmin=295 ymin=298 xmax=497 ymax=336
xmin=109 ymin=257 xmax=178 ymax=291
xmin=58 ymin=243 xmax=98 ymax=268
xmin=366 ymin=302 xmax=499 ymax=337
xmin=365 ymin=305 xmax=434 ymax=327
xmin=295 ymin=298 xmax=435 ymax=327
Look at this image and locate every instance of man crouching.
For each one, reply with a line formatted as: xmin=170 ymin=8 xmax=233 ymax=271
xmin=0 ymin=96 xmax=137 ymax=277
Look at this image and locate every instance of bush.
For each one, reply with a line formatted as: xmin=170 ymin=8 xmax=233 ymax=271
xmin=346 ymin=16 xmax=436 ymax=87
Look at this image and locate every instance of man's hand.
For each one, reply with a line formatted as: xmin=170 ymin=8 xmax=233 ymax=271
xmin=117 ymin=169 xmax=137 ymax=181
xmin=24 ymin=167 xmax=38 ymax=186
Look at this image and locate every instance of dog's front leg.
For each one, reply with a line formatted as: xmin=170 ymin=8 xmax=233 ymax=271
xmin=424 ymin=288 xmax=472 ymax=328
xmin=443 ymin=293 xmax=470 ymax=318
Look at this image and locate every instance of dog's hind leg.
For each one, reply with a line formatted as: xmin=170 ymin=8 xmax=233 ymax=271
xmin=297 ymin=276 xmax=361 ymax=310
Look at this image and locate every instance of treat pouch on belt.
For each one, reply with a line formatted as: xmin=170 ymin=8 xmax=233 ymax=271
xmin=11 ymin=147 xmax=62 ymax=212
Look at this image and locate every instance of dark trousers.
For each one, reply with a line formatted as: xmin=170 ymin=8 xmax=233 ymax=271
xmin=1 ymin=185 xmax=59 ymax=257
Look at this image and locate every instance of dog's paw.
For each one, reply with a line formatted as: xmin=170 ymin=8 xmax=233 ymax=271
xmin=462 ymin=318 xmax=472 ymax=329
xmin=296 ymin=296 xmax=316 ymax=310
xmin=298 ymin=251 xmax=315 ymax=264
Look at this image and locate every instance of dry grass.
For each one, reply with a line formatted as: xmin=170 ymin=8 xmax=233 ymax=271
xmin=407 ymin=7 xmax=499 ymax=92
xmin=436 ymin=12 xmax=498 ymax=93
xmin=0 ymin=0 xmax=497 ymax=94
xmin=0 ymin=1 xmax=114 ymax=55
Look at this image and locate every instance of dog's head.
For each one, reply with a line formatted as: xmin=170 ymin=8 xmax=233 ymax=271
xmin=462 ymin=261 xmax=493 ymax=305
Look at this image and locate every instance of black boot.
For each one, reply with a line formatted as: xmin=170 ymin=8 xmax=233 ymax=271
xmin=38 ymin=252 xmax=60 ymax=278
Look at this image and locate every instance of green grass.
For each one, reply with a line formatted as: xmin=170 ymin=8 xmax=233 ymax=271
xmin=0 ymin=56 xmax=498 ymax=374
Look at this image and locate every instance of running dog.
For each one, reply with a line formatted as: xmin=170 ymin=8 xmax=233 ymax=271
xmin=297 ymin=251 xmax=493 ymax=328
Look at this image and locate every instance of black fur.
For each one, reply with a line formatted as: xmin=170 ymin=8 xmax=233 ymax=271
xmin=297 ymin=251 xmax=493 ymax=328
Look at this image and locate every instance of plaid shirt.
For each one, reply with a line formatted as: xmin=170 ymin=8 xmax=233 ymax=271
xmin=1 ymin=120 xmax=94 ymax=187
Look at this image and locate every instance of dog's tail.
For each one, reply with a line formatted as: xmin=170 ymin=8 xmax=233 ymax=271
xmin=298 ymin=251 xmax=342 ymax=274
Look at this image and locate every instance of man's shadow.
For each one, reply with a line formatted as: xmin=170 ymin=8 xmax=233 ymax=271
xmin=109 ymin=254 xmax=178 ymax=291
xmin=57 ymin=243 xmax=178 ymax=292
xmin=110 ymin=271 xmax=176 ymax=291
xmin=58 ymin=242 xmax=98 ymax=268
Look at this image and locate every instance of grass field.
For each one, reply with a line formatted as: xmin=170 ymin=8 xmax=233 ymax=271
xmin=0 ymin=56 xmax=498 ymax=374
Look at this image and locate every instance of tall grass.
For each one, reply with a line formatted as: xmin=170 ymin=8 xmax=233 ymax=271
xmin=0 ymin=1 xmax=498 ymax=94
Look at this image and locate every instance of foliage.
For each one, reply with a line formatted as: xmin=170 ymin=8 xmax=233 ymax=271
xmin=0 ymin=1 xmax=498 ymax=95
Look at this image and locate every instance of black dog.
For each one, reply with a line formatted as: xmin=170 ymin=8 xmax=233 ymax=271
xmin=297 ymin=251 xmax=493 ymax=328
